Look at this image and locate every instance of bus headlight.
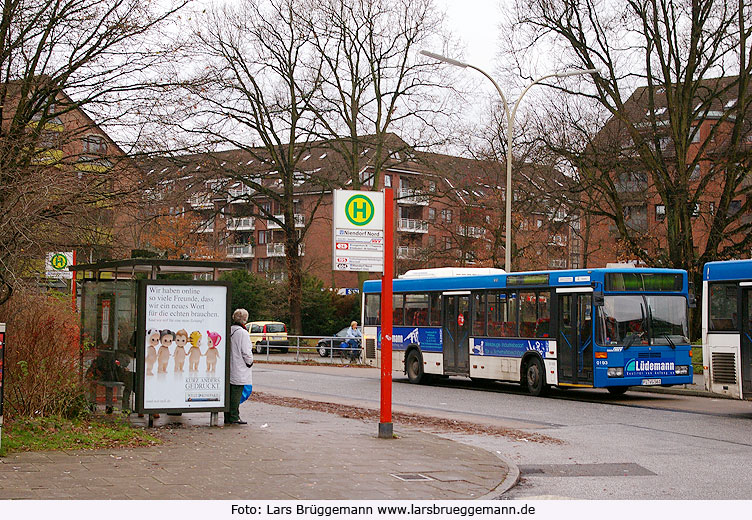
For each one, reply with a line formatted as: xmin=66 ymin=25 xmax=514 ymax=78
xmin=674 ymin=365 xmax=689 ymax=376
xmin=607 ymin=367 xmax=623 ymax=377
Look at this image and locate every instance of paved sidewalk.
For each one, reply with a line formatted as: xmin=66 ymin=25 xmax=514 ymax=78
xmin=631 ymin=372 xmax=728 ymax=398
xmin=0 ymin=399 xmax=514 ymax=500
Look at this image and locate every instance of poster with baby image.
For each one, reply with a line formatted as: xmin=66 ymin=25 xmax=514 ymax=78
xmin=137 ymin=281 xmax=231 ymax=413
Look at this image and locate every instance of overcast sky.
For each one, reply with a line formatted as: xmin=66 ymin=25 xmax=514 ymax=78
xmin=437 ymin=0 xmax=504 ymax=70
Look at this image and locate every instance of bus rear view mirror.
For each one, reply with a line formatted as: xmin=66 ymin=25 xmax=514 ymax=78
xmin=688 ymin=281 xmax=697 ymax=308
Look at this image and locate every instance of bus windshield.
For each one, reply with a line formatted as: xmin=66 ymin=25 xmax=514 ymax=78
xmin=598 ymin=295 xmax=689 ymax=347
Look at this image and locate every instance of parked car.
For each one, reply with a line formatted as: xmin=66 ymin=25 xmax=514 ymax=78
xmin=317 ymin=327 xmax=361 ymax=360
xmin=246 ymin=321 xmax=289 ymax=354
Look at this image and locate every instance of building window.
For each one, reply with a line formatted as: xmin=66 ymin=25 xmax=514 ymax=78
xmin=710 ymin=202 xmax=715 ymax=215
xmin=441 ymin=209 xmax=453 ymax=223
xmin=258 ymin=230 xmax=268 ymax=245
xmin=258 ymin=258 xmax=271 ymax=273
xmin=359 ymin=169 xmax=374 ymax=187
xmin=536 ymin=219 xmax=543 ymax=228
xmin=384 ymin=174 xmax=392 ymax=188
xmin=690 ymin=164 xmax=700 ymax=181
xmin=428 ymin=181 xmax=436 ymax=193
xmin=82 ymin=135 xmax=107 ymax=154
xmin=692 ymin=203 xmax=700 ymax=218
xmin=690 ymin=126 xmax=700 ymax=143
xmin=625 ymin=205 xmax=648 ymax=231
xmin=655 ymin=204 xmax=666 ymax=221
xmin=428 ymin=207 xmax=436 ymax=221
xmin=444 ymin=236 xmax=452 ymax=250
xmin=428 ymin=235 xmax=435 ymax=247
xmin=729 ymin=200 xmax=742 ymax=216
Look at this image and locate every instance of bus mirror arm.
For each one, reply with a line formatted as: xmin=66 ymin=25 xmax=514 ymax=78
xmin=593 ymin=290 xmax=604 ymax=307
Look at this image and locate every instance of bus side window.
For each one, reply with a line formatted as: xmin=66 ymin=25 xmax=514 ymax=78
xmin=393 ymin=294 xmax=405 ymax=326
xmin=473 ymin=292 xmax=486 ymax=336
xmin=364 ymin=294 xmax=380 ymax=326
xmin=520 ymin=291 xmax=536 ymax=337
xmin=504 ymin=292 xmax=519 ymax=337
xmin=429 ymin=293 xmax=441 ymax=326
xmin=709 ymin=283 xmax=737 ymax=331
xmin=406 ymin=293 xmax=428 ymax=326
xmin=535 ymin=291 xmax=551 ymax=338
xmin=487 ymin=292 xmax=503 ymax=337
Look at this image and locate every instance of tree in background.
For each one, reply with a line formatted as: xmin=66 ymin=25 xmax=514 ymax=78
xmin=507 ymin=0 xmax=752 ymax=334
xmin=221 ymin=269 xmax=359 ymax=336
xmin=183 ymin=0 xmax=330 ymax=334
xmin=0 ymin=0 xmax=186 ymax=305
xmin=146 ymin=213 xmax=226 ymax=260
xmin=309 ymin=0 xmax=459 ymax=289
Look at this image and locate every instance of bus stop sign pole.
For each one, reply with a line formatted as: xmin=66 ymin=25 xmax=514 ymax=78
xmin=379 ymin=187 xmax=394 ymax=439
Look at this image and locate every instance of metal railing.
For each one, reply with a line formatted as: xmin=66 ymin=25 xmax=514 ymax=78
xmin=251 ymin=335 xmax=363 ymax=365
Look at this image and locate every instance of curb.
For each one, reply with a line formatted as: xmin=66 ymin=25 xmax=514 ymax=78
xmin=630 ymin=386 xmax=735 ymax=399
xmin=478 ymin=451 xmax=521 ymax=500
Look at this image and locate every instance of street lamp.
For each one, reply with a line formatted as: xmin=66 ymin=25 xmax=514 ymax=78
xmin=420 ymin=50 xmax=598 ymax=272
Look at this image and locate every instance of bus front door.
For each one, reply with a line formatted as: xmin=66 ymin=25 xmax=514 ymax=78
xmin=557 ymin=291 xmax=594 ymax=386
xmin=742 ymin=288 xmax=752 ymax=396
xmin=442 ymin=293 xmax=470 ymax=375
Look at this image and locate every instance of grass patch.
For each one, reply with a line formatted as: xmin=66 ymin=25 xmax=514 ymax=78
xmin=0 ymin=415 xmax=161 ymax=457
xmin=692 ymin=345 xmax=703 ymax=375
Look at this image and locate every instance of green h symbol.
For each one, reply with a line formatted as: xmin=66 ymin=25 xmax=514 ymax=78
xmin=352 ymin=201 xmax=367 ymax=219
xmin=345 ymin=194 xmax=375 ymax=226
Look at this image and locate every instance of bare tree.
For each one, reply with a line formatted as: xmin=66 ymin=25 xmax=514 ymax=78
xmin=508 ymin=0 xmax=752 ymax=315
xmin=0 ymin=0 xmax=186 ymax=304
xmin=309 ymin=0 xmax=457 ymax=187
xmin=184 ymin=0 xmax=328 ymax=334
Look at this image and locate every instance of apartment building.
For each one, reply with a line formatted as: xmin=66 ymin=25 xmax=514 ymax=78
xmin=1 ymin=82 xmax=140 ymax=265
xmin=581 ymin=76 xmax=752 ymax=268
xmin=141 ymin=134 xmax=580 ymax=288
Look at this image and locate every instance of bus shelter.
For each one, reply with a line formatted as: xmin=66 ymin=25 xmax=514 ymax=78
xmin=70 ymin=259 xmax=245 ymax=426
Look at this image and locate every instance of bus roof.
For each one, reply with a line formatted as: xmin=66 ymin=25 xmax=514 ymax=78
xmin=363 ymin=267 xmax=687 ymax=293
xmin=703 ymin=259 xmax=752 ymax=282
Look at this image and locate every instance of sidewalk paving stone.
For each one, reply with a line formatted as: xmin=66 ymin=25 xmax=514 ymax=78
xmin=0 ymin=400 xmax=512 ymax=500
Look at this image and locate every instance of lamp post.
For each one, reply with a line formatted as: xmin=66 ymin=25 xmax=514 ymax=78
xmin=420 ymin=50 xmax=597 ymax=272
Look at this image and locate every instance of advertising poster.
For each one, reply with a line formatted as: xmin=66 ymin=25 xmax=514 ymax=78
xmin=137 ymin=281 xmax=230 ymax=413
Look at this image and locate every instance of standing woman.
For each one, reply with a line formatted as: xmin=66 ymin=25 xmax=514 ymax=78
xmin=226 ymin=308 xmax=254 ymax=425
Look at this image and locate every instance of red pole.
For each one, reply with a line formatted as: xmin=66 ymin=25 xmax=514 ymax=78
xmin=71 ymin=250 xmax=77 ymax=312
xmin=379 ymin=187 xmax=394 ymax=438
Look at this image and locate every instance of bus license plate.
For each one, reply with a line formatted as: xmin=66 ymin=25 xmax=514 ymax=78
xmin=641 ymin=379 xmax=661 ymax=386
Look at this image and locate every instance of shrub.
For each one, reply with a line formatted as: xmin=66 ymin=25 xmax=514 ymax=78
xmin=0 ymin=288 xmax=88 ymax=419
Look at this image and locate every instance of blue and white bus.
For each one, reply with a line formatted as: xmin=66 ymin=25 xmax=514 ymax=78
xmin=702 ymin=259 xmax=752 ymax=399
xmin=361 ymin=267 xmax=694 ymax=396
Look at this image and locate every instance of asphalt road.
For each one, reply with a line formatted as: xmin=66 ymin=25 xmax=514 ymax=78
xmin=253 ymin=362 xmax=752 ymax=499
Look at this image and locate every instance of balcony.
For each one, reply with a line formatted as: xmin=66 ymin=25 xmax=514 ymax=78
xmin=458 ymin=225 xmax=486 ymax=238
xmin=397 ymin=246 xmax=420 ymax=259
xmin=227 ymin=244 xmax=255 ymax=258
xmin=398 ymin=218 xmax=428 ymax=233
xmin=228 ymin=185 xmax=254 ymax=201
xmin=196 ymin=220 xmax=214 ymax=233
xmin=266 ymin=214 xmax=305 ymax=229
xmin=226 ymin=217 xmax=255 ymax=231
xmin=189 ymin=194 xmax=214 ymax=209
xmin=266 ymin=243 xmax=305 ymax=257
xmin=397 ymin=188 xmax=429 ymax=205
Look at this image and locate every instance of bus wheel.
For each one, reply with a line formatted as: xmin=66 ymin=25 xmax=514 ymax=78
xmin=406 ymin=350 xmax=425 ymax=384
xmin=606 ymin=386 xmax=629 ymax=395
xmin=525 ymin=357 xmax=547 ymax=396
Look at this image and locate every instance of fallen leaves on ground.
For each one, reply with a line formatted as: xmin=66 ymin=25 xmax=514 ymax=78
xmin=252 ymin=392 xmax=563 ymax=445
